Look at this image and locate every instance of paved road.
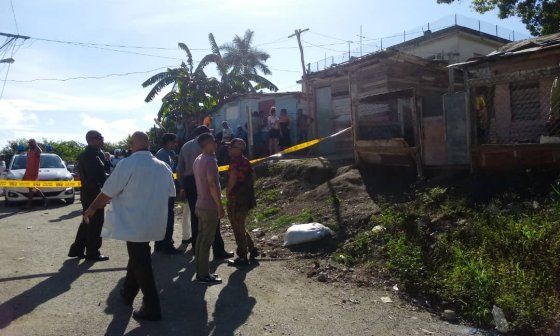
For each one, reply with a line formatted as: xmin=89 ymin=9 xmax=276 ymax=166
xmin=0 ymin=197 xmax=481 ymax=336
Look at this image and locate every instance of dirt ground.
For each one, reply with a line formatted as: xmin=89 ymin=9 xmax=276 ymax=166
xmin=0 ymin=196 xmax=483 ymax=336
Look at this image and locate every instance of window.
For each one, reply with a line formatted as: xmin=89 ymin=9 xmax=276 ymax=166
xmin=10 ymin=154 xmax=65 ymax=170
xmin=510 ymin=82 xmax=540 ymax=121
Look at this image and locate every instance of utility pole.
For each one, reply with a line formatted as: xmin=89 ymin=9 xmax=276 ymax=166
xmin=288 ymin=28 xmax=309 ymax=79
xmin=289 ymin=28 xmax=315 ymax=137
xmin=0 ymin=32 xmax=29 ymax=63
xmin=358 ymin=25 xmax=363 ymax=57
xmin=347 ymin=41 xmax=352 ymax=60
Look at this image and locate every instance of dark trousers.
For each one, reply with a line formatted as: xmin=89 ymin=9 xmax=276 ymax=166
xmin=182 ymin=175 xmax=225 ymax=253
xmin=69 ymin=196 xmax=103 ymax=257
xmin=123 ymin=242 xmax=160 ymax=313
xmin=155 ymin=197 xmax=175 ymax=249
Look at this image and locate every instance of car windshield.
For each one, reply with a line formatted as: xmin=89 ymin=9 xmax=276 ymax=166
xmin=11 ymin=155 xmax=65 ymax=170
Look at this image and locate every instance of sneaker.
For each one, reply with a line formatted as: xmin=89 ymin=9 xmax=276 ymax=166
xmin=249 ymin=249 xmax=260 ymax=260
xmin=227 ymin=257 xmax=249 ymax=267
xmin=196 ymin=274 xmax=222 ymax=284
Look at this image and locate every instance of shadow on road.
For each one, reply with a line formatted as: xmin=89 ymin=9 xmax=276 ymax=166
xmin=49 ymin=209 xmax=82 ymax=223
xmin=104 ymin=252 xmax=258 ymax=336
xmin=0 ymin=200 xmax=72 ymax=221
xmin=0 ymin=258 xmax=93 ymax=330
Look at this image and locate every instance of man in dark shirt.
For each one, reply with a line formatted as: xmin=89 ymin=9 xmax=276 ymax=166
xmin=154 ymin=133 xmax=181 ymax=254
xmin=68 ymin=130 xmax=109 ymax=262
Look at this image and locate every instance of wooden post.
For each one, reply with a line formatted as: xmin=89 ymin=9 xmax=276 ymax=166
xmin=348 ymin=71 xmax=359 ymax=164
xmin=464 ymin=71 xmax=473 ymax=172
xmin=411 ymin=90 xmax=423 ymax=177
xmin=246 ymin=104 xmax=254 ymax=158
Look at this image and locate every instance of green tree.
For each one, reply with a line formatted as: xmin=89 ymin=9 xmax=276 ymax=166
xmin=221 ymin=29 xmax=272 ymax=76
xmin=437 ymin=0 xmax=560 ymax=36
xmin=198 ymin=33 xmax=278 ymax=97
xmin=142 ymin=43 xmax=220 ymax=129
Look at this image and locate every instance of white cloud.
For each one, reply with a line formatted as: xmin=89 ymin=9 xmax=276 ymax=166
xmin=0 ymin=100 xmax=40 ymax=131
xmin=46 ymin=118 xmax=55 ymax=126
xmin=80 ymin=113 xmax=144 ymax=143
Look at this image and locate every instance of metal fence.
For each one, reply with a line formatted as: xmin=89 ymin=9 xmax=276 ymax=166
xmin=307 ymin=14 xmax=530 ymax=73
xmin=468 ymin=69 xmax=560 ymax=145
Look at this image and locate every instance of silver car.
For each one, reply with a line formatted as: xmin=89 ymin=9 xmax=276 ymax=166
xmin=4 ymin=153 xmax=75 ymax=205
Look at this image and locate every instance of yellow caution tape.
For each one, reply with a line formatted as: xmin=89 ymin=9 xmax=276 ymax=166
xmin=0 ymin=127 xmax=352 ymax=188
xmin=0 ymin=180 xmax=81 ymax=188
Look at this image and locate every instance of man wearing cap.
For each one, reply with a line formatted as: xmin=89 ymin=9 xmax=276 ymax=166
xmin=226 ymin=138 xmax=259 ymax=266
xmin=68 ymin=131 xmax=109 ymax=262
xmin=176 ymin=126 xmax=233 ymax=259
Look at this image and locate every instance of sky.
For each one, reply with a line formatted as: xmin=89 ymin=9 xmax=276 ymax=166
xmin=0 ymin=0 xmax=530 ymax=148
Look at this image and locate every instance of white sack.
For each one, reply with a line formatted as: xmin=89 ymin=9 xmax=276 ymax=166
xmin=283 ymin=223 xmax=333 ymax=247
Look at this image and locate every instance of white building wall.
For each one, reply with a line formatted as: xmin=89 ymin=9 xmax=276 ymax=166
xmin=396 ymin=31 xmax=505 ymax=63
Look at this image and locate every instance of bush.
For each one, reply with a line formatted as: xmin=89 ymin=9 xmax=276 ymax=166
xmin=334 ymin=187 xmax=560 ymax=334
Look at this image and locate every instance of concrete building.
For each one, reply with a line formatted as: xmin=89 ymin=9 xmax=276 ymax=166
xmin=391 ymin=26 xmax=509 ymax=64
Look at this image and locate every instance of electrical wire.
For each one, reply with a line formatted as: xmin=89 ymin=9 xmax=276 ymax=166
xmin=303 ymin=40 xmax=348 ymax=53
xmin=0 ymin=40 xmax=18 ymax=100
xmin=308 ymin=30 xmax=348 ymax=42
xmin=10 ymin=0 xmax=19 ymax=35
xmin=2 ymin=66 xmax=174 ymax=83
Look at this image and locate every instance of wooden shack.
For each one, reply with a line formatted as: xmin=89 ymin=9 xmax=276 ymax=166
xmin=307 ymin=50 xmax=453 ymax=173
xmin=451 ymin=33 xmax=560 ymax=170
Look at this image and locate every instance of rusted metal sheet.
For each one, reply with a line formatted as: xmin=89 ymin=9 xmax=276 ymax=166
xmin=472 ymin=144 xmax=560 ymax=170
xmin=422 ymin=116 xmax=447 ymax=165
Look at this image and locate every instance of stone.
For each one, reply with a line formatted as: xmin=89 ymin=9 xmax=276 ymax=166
xmin=371 ymin=225 xmax=385 ymax=233
xmin=441 ymin=309 xmax=457 ymax=322
xmin=317 ymin=273 xmax=327 ymax=282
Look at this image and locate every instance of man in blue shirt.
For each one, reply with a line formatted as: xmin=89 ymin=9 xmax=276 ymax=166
xmin=155 ymin=133 xmax=181 ymax=254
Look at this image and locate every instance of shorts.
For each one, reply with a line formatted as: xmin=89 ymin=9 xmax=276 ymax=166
xmin=269 ymin=129 xmax=280 ymax=139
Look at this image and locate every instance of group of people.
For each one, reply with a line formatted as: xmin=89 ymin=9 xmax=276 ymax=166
xmin=65 ymin=126 xmax=258 ymax=321
xmin=261 ymin=106 xmax=313 ymax=156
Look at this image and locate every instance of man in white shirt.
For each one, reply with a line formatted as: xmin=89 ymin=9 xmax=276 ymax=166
xmin=83 ymin=132 xmax=175 ymax=321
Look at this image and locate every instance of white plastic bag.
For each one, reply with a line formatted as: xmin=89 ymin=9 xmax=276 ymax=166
xmin=283 ymin=223 xmax=333 ymax=247
xmin=182 ymin=201 xmax=192 ymax=241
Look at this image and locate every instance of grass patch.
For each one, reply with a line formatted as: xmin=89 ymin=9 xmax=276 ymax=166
xmin=333 ymin=187 xmax=560 ymax=334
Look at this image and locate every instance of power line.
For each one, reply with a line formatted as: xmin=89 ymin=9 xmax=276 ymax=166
xmin=2 ymin=66 xmax=174 ymax=83
xmin=0 ymin=41 xmax=18 ymax=100
xmin=10 ymin=0 xmax=19 ymax=35
xmin=302 ymin=40 xmax=347 ymax=53
xmin=308 ymin=30 xmax=348 ymax=42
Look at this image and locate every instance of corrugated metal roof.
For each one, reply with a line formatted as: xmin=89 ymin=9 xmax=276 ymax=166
xmin=449 ymin=33 xmax=560 ymax=68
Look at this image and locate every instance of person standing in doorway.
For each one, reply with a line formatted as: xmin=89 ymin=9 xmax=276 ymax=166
xmin=193 ymin=132 xmax=224 ymax=284
xmin=221 ymin=121 xmax=233 ymax=142
xmin=226 ymin=138 xmax=259 ymax=266
xmin=278 ymin=108 xmax=292 ymax=149
xmin=203 ymin=114 xmax=213 ymax=130
xmin=176 ymin=126 xmax=233 ymax=259
xmin=154 ymin=133 xmax=181 ymax=254
xmin=22 ymin=139 xmax=45 ymax=209
xmin=68 ymin=131 xmax=109 ymax=262
xmin=297 ymin=108 xmax=313 ymax=143
xmin=267 ymin=107 xmax=280 ymax=155
xmin=83 ymin=132 xmax=175 ymax=321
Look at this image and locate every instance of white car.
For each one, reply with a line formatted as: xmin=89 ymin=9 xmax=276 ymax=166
xmin=4 ymin=153 xmax=75 ymax=205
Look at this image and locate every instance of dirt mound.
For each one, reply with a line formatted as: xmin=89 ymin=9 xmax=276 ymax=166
xmin=253 ymin=159 xmax=380 ymax=242
xmin=257 ymin=158 xmax=337 ymax=186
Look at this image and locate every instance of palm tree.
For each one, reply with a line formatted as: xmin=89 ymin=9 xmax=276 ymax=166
xmin=198 ymin=33 xmax=278 ymax=96
xmin=142 ymin=43 xmax=219 ymax=124
xmin=221 ymin=29 xmax=271 ymax=76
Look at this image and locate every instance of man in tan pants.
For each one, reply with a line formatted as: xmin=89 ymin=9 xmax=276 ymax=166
xmin=193 ymin=132 xmax=225 ymax=284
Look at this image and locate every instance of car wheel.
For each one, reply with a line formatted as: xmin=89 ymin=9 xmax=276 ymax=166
xmin=66 ymin=196 xmax=75 ymax=205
